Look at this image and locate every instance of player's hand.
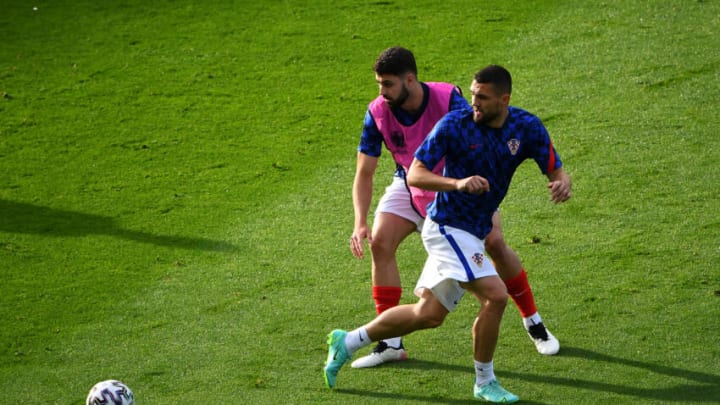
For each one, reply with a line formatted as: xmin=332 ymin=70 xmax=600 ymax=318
xmin=456 ymin=175 xmax=490 ymax=194
xmin=350 ymin=226 xmax=371 ymax=259
xmin=548 ymin=179 xmax=572 ymax=203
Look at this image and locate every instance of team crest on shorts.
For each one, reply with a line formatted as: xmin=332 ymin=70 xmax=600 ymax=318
xmin=472 ymin=252 xmax=484 ymax=267
xmin=507 ymin=138 xmax=520 ymax=156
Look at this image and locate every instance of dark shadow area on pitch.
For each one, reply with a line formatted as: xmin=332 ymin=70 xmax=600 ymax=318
xmin=376 ymin=347 xmax=720 ymax=402
xmin=559 ymin=346 xmax=720 ymax=387
xmin=0 ymin=199 xmax=237 ymax=252
xmin=335 ymin=360 xmax=550 ymax=404
xmin=334 ymin=388 xmax=549 ymax=405
xmin=498 ymin=346 xmax=720 ymax=403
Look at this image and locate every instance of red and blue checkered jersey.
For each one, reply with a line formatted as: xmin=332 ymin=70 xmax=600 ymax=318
xmin=415 ymin=106 xmax=563 ymax=239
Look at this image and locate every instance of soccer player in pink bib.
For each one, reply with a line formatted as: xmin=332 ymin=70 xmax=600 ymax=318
xmin=347 ymin=47 xmax=561 ymax=371
xmin=326 ymin=64 xmax=571 ymax=402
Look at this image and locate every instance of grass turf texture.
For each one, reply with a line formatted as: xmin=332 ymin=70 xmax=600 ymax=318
xmin=1 ymin=0 xmax=718 ymax=403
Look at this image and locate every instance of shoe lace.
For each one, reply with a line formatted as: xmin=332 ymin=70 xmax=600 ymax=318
xmin=486 ymin=380 xmax=502 ymax=392
xmin=484 ymin=381 xmax=513 ymax=398
xmin=371 ymin=341 xmax=389 ymax=353
xmin=477 ymin=380 xmax=499 ymax=393
xmin=527 ymin=323 xmax=549 ymax=340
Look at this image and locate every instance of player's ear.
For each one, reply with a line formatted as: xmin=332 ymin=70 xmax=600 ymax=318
xmin=404 ymin=72 xmax=417 ymax=85
xmin=501 ymin=93 xmax=510 ymax=106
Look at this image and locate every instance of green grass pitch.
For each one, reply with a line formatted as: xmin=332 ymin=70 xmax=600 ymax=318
xmin=1 ymin=0 xmax=718 ymax=403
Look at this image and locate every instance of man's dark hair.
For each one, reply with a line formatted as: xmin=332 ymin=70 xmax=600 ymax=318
xmin=474 ymin=65 xmax=512 ymax=95
xmin=373 ymin=47 xmax=417 ymax=76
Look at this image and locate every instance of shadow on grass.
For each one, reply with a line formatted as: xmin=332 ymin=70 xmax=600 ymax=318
xmin=367 ymin=346 xmax=719 ymax=403
xmin=333 ymin=361 xmax=550 ymax=404
xmin=0 ymin=199 xmax=237 ymax=252
xmin=335 ymin=387 xmax=550 ymax=404
xmin=506 ymin=346 xmax=720 ymax=402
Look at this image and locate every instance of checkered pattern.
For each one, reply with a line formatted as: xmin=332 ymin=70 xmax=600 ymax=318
xmin=415 ymin=106 xmax=562 ymax=239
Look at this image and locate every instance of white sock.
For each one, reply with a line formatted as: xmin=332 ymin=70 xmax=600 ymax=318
xmin=474 ymin=360 xmax=495 ymax=386
xmin=522 ymin=312 xmax=543 ymax=330
xmin=344 ymin=327 xmax=371 ymax=355
xmin=383 ymin=337 xmax=402 ymax=348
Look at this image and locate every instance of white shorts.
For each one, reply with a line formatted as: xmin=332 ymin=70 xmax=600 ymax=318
xmin=375 ymin=176 xmax=424 ymax=232
xmin=414 ymin=219 xmax=498 ymax=311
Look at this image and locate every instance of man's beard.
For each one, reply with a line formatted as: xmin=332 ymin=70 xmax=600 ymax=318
xmin=385 ymin=85 xmax=409 ymax=109
xmin=473 ymin=107 xmax=500 ymax=124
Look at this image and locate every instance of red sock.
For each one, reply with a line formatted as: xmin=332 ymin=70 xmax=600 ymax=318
xmin=372 ymin=286 xmax=402 ymax=315
xmin=504 ymin=269 xmax=537 ymax=318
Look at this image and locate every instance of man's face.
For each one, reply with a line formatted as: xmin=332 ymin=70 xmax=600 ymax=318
xmin=470 ymin=80 xmax=507 ymax=126
xmin=376 ymin=73 xmax=409 ymax=109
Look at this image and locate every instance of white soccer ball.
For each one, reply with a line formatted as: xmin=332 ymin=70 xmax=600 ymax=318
xmin=86 ymin=380 xmax=135 ymax=405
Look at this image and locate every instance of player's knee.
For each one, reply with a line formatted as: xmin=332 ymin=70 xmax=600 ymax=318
xmin=369 ymin=235 xmax=395 ymax=259
xmin=414 ymin=306 xmax=447 ymax=329
xmin=419 ymin=312 xmax=445 ymax=329
xmin=485 ymin=290 xmax=508 ymax=311
xmin=484 ymin=232 xmax=505 ymax=257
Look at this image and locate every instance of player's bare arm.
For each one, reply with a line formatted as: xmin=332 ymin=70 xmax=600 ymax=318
xmin=547 ymin=168 xmax=572 ymax=203
xmin=351 ymin=152 xmax=379 ymax=258
xmin=407 ymin=158 xmax=489 ymax=194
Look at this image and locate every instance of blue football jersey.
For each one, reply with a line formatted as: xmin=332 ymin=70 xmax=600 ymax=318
xmin=414 ymin=106 xmax=563 ymax=239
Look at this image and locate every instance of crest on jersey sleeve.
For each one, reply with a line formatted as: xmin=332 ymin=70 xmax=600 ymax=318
xmin=507 ymin=138 xmax=520 ymax=156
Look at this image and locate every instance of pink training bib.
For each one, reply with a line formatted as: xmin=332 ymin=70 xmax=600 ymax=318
xmin=369 ymin=82 xmax=455 ymax=217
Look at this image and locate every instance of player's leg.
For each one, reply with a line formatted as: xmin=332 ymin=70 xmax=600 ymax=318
xmin=484 ymin=211 xmax=559 ymax=355
xmin=463 ymin=276 xmax=507 ymax=362
xmin=325 ymin=289 xmax=448 ymax=388
xmin=366 ymin=287 xmax=449 ymax=338
xmin=352 ymin=177 xmax=421 ymax=368
xmin=350 ymin=211 xmax=416 ymax=368
xmin=463 ymin=273 xmax=519 ymax=403
xmin=418 ymin=218 xmax=517 ymax=401
xmin=369 ymin=210 xmax=416 ymax=288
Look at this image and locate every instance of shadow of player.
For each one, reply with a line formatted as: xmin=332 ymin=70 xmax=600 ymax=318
xmin=0 ymin=199 xmax=237 ymax=252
